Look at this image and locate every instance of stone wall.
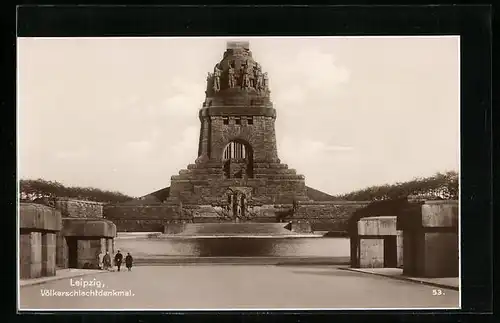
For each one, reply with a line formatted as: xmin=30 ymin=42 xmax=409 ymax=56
xmin=54 ymin=198 xmax=104 ymax=218
xmin=402 ymin=200 xmax=459 ymax=277
xmin=294 ymin=201 xmax=369 ymax=231
xmin=104 ymin=201 xmax=368 ymax=232
xmin=76 ymin=239 xmax=105 ymax=268
xmin=20 ymin=232 xmax=42 ymax=279
xmin=208 ymin=115 xmax=279 ymax=163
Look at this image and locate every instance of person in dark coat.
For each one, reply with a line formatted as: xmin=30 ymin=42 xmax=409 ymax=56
xmin=103 ymin=251 xmax=111 ymax=270
xmin=125 ymin=253 xmax=133 ymax=271
xmin=114 ymin=250 xmax=123 ymax=272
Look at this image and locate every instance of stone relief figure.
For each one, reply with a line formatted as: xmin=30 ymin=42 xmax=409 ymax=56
xmin=206 ymin=72 xmax=213 ymax=93
xmin=240 ymin=194 xmax=246 ymax=217
xmin=241 ymin=62 xmax=251 ymax=89
xmin=228 ymin=65 xmax=236 ymax=88
xmin=262 ymin=72 xmax=269 ymax=92
xmin=241 ymin=163 xmax=248 ymax=179
xmin=254 ymin=63 xmax=263 ymax=91
xmin=236 ymin=193 xmax=242 ymax=217
xmin=213 ymin=65 xmax=221 ymax=93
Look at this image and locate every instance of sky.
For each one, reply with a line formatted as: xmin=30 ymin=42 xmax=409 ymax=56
xmin=17 ymin=37 xmax=460 ymax=198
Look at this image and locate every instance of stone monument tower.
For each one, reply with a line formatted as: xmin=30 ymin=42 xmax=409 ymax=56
xmin=166 ymin=41 xmax=310 ymax=221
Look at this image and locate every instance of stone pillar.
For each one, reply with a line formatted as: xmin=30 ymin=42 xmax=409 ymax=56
xmin=20 ymin=232 xmax=43 ymax=279
xmin=19 ymin=233 xmax=31 ymax=279
xmin=359 ymin=238 xmax=384 ymax=268
xmin=100 ymin=238 xmax=106 ymax=254
xmin=77 ymin=239 xmax=101 ymax=269
xmin=42 ymin=233 xmax=57 ymax=276
xmin=357 ymin=216 xmax=398 ymax=268
xmin=199 ymin=117 xmax=210 ymax=157
xmin=421 ymin=201 xmax=459 ymax=277
xmin=397 ymin=230 xmax=404 ymax=268
xmin=403 ymin=200 xmax=459 ymax=277
xmin=56 ymin=233 xmax=68 ymax=269
xmin=106 ymin=238 xmax=114 ymax=255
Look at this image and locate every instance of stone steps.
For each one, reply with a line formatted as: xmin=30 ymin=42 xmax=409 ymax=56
xmin=174 ymin=222 xmax=301 ymax=236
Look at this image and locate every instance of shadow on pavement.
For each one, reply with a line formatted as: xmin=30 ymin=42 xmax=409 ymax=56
xmin=289 ymin=268 xmax=362 ymax=277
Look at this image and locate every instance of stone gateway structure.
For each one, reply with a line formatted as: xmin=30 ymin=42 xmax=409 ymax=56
xmin=20 ymin=198 xmax=117 ymax=273
xmin=105 ymin=41 xmax=369 ymax=232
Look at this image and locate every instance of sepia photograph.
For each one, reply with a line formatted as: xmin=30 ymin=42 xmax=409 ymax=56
xmin=17 ymin=36 xmax=460 ymax=311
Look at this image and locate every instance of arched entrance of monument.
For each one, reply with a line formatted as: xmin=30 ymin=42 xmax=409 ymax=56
xmin=222 ymin=140 xmax=254 ymax=179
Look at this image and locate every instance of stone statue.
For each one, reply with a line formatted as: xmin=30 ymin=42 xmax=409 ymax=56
xmin=206 ymin=72 xmax=213 ymax=93
xmin=236 ymin=192 xmax=242 ymax=217
xmin=262 ymin=72 xmax=269 ymax=92
xmin=241 ymin=62 xmax=251 ymax=89
xmin=213 ymin=65 xmax=221 ymax=93
xmin=228 ymin=65 xmax=236 ymax=88
xmin=254 ymin=64 xmax=263 ymax=91
xmin=240 ymin=194 xmax=246 ymax=217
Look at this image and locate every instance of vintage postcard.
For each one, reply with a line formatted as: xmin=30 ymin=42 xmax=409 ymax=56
xmin=18 ymin=36 xmax=460 ymax=311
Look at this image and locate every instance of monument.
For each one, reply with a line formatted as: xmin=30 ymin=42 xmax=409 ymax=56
xmin=104 ymin=41 xmax=369 ymax=233
xmin=167 ymin=40 xmax=309 ymax=222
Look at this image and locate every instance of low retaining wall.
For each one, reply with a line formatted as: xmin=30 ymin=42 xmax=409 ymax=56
xmin=104 ymin=201 xmax=369 ymax=232
xmin=55 ymin=198 xmax=105 ymax=218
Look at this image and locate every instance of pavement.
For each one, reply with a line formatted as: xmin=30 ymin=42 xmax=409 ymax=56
xmin=342 ymin=267 xmax=459 ymax=291
xmin=19 ymin=265 xmax=460 ymax=310
xmin=133 ymin=256 xmax=350 ymax=266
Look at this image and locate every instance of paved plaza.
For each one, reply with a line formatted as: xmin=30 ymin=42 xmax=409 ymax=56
xmin=20 ymin=265 xmax=459 ymax=310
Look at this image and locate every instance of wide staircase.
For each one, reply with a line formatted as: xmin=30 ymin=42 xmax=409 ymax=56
xmin=172 ymin=222 xmax=302 ymax=237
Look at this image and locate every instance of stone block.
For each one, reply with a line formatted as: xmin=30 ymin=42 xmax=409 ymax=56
xmin=19 ymin=233 xmax=31 ymax=279
xmin=77 ymin=239 xmax=101 ymax=269
xmin=100 ymin=238 xmax=106 ymax=254
xmin=54 ymin=198 xmax=104 ymax=218
xmin=41 ymin=233 xmax=57 ymax=276
xmin=423 ymin=232 xmax=459 ymax=277
xmin=62 ymin=219 xmax=117 ymax=238
xmin=164 ymin=223 xmax=186 ymax=234
xmin=20 ymin=232 xmax=43 ymax=279
xmin=397 ymin=230 xmax=404 ymax=268
xmin=359 ymin=238 xmax=384 ymax=268
xmin=30 ymin=232 xmax=42 ymax=278
xmin=56 ymin=233 xmax=68 ymax=268
xmin=290 ymin=221 xmax=312 ymax=233
xmin=358 ymin=216 xmax=397 ymax=236
xmin=106 ymin=238 xmax=114 ymax=254
xmin=20 ymin=203 xmax=62 ymax=232
xmin=421 ymin=201 xmax=458 ymax=228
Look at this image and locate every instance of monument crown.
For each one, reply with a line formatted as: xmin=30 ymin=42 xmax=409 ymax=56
xmin=204 ymin=41 xmax=271 ymax=105
xmin=226 ymin=41 xmax=250 ymax=50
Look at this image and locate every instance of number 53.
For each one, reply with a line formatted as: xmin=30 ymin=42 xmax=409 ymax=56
xmin=432 ymin=289 xmax=444 ymax=296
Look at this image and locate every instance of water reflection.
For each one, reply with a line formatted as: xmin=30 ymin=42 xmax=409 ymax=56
xmin=115 ymin=237 xmax=350 ymax=258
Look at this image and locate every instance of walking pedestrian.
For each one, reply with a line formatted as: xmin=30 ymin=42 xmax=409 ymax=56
xmin=114 ymin=250 xmax=123 ymax=272
xmin=103 ymin=251 xmax=111 ymax=271
xmin=98 ymin=251 xmax=105 ymax=270
xmin=125 ymin=252 xmax=133 ymax=271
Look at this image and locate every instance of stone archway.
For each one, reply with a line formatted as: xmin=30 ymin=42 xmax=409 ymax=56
xmin=222 ymin=139 xmax=254 ymax=179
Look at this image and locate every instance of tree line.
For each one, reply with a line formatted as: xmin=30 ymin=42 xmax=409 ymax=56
xmin=335 ymin=171 xmax=458 ymax=201
xmin=19 ymin=171 xmax=458 ymax=205
xmin=20 ymin=178 xmax=134 ymax=204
